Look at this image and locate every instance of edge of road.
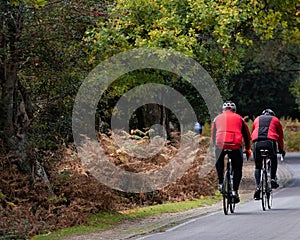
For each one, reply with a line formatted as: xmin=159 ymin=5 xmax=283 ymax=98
xmin=64 ymin=156 xmax=294 ymax=240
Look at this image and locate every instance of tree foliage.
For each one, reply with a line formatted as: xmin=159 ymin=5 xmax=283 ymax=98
xmin=19 ymin=0 xmax=109 ymax=148
xmin=83 ymin=0 xmax=299 ymax=125
xmin=231 ymin=0 xmax=300 ymax=118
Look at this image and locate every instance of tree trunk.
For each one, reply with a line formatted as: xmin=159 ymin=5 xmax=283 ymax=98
xmin=0 ymin=2 xmax=31 ymax=171
xmin=1 ymin=51 xmax=33 ymax=172
xmin=142 ymin=104 xmax=161 ymax=129
xmin=1 ymin=63 xmax=17 ymax=139
xmin=140 ymin=104 xmax=171 ymax=139
xmin=0 ymin=2 xmax=53 ymax=195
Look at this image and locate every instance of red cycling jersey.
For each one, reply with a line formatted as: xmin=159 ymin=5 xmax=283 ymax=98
xmin=212 ymin=110 xmax=251 ymax=150
xmin=251 ymin=115 xmax=284 ymax=150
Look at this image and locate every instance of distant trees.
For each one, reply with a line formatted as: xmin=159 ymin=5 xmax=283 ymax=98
xmin=231 ymin=65 xmax=299 ymax=118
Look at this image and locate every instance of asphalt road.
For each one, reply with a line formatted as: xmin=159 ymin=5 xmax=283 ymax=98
xmin=136 ymin=152 xmax=300 ymax=240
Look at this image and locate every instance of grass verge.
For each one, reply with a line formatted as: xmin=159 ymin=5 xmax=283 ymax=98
xmin=31 ymin=194 xmax=222 ymax=240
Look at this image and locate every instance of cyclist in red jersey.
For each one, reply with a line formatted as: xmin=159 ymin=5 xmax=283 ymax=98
xmin=252 ymin=109 xmax=285 ymax=200
xmin=212 ymin=101 xmax=251 ymax=203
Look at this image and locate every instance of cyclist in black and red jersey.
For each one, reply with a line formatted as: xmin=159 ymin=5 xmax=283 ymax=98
xmin=212 ymin=101 xmax=252 ymax=203
xmin=252 ymin=109 xmax=286 ymax=200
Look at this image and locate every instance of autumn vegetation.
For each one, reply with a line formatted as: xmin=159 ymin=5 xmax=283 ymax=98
xmin=0 ymin=0 xmax=299 ymax=238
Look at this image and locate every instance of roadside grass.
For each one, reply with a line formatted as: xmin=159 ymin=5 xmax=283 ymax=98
xmin=31 ymin=194 xmax=222 ymax=240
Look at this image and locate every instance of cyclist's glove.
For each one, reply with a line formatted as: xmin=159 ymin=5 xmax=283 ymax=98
xmin=279 ymin=149 xmax=286 ymax=158
xmin=245 ymin=149 xmax=252 ymax=160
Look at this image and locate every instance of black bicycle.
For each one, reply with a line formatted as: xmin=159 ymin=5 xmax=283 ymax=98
xmin=259 ymin=149 xmax=284 ymax=211
xmin=222 ymin=150 xmax=236 ymax=215
xmin=259 ymin=149 xmax=272 ymax=210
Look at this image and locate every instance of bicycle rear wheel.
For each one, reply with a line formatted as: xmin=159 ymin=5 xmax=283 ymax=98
xmin=267 ymin=191 xmax=273 ymax=209
xmin=230 ymin=198 xmax=235 ymax=213
xmin=229 ymin=172 xmax=235 ymax=213
xmin=266 ymin=175 xmax=273 ymax=209
xmin=261 ymin=170 xmax=267 ymax=211
xmin=223 ymin=171 xmax=230 ymax=215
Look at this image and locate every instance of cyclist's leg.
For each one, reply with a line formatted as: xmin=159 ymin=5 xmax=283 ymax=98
xmin=228 ymin=148 xmax=243 ymax=203
xmin=267 ymin=140 xmax=279 ymax=188
xmin=229 ymin=148 xmax=243 ymax=192
xmin=270 ymin=140 xmax=278 ymax=180
xmin=215 ymin=148 xmax=225 ymax=190
xmin=253 ymin=142 xmax=263 ymax=199
xmin=270 ymin=155 xmax=278 ymax=180
xmin=254 ymin=143 xmax=263 ymax=187
xmin=270 ymin=153 xmax=279 ymax=189
xmin=254 ymin=169 xmax=261 ymax=187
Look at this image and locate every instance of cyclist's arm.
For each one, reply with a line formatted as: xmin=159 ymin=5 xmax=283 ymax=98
xmin=241 ymin=119 xmax=251 ymax=150
xmin=276 ymin=119 xmax=284 ymax=150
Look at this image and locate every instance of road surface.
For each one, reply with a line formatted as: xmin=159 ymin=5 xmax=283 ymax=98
xmin=136 ymin=153 xmax=300 ymax=240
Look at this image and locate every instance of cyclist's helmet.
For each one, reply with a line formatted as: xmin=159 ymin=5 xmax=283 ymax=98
xmin=262 ymin=109 xmax=275 ymax=116
xmin=222 ymin=101 xmax=236 ymax=112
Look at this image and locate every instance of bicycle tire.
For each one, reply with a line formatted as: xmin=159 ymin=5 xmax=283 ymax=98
xmin=261 ymin=170 xmax=267 ymax=211
xmin=229 ymin=169 xmax=235 ymax=213
xmin=266 ymin=175 xmax=273 ymax=209
xmin=266 ymin=161 xmax=273 ymax=209
xmin=267 ymin=191 xmax=273 ymax=209
xmin=230 ymin=197 xmax=235 ymax=213
xmin=223 ymin=170 xmax=230 ymax=215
